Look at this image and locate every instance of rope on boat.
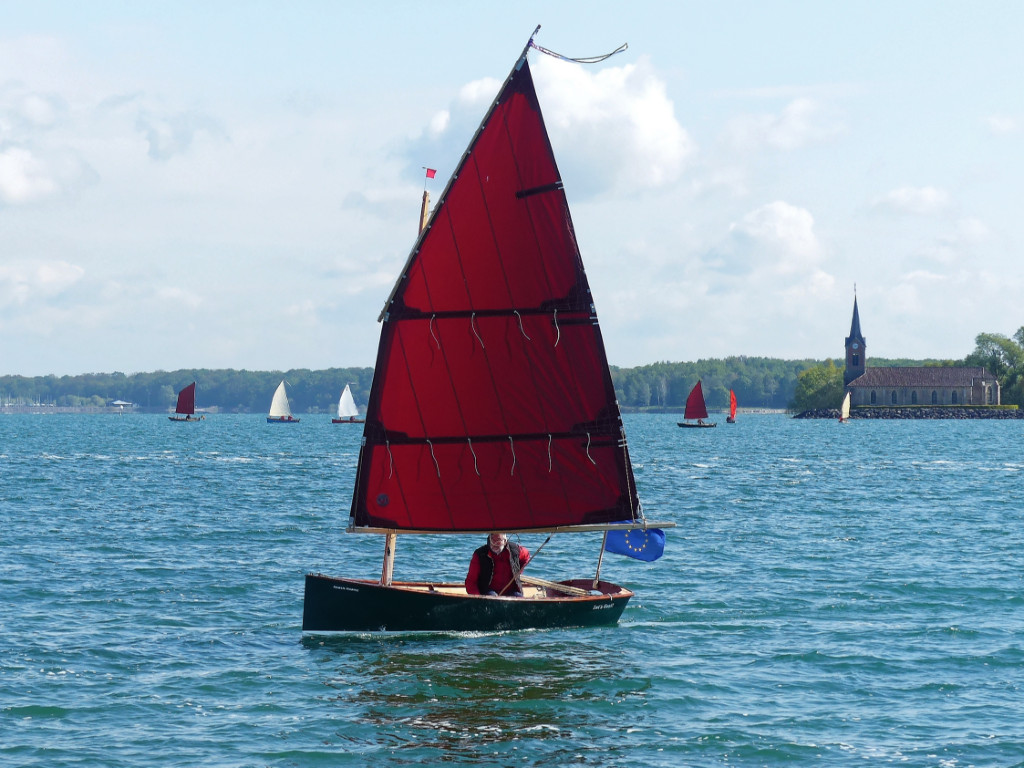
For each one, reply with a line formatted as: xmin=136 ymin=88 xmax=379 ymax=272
xmin=553 ymin=309 xmax=561 ymax=347
xmin=530 ymin=40 xmax=628 ymax=64
xmin=514 ymin=310 xmax=531 ymax=340
xmin=508 ymin=436 xmax=516 ymax=476
xmin=426 ymin=438 xmax=441 ymax=478
xmin=471 ymin=312 xmax=485 ymax=349
xmin=547 ymin=434 xmax=553 ymax=471
xmin=467 ymin=437 xmax=480 ymax=476
xmin=429 ymin=314 xmax=440 ymax=349
xmin=386 ymin=438 xmax=394 ymax=479
xmin=500 ymin=533 xmax=551 ymax=596
xmin=509 ymin=544 xmax=523 ymax=591
xmin=585 ymin=432 xmax=596 ymax=465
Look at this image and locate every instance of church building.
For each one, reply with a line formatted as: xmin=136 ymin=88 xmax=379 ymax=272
xmin=843 ymin=297 xmax=1000 ymax=406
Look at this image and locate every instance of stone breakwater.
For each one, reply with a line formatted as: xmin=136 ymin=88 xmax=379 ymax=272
xmin=795 ymin=407 xmax=1024 ymax=419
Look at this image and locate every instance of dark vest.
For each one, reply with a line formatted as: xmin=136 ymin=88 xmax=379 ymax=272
xmin=474 ymin=541 xmax=524 ymax=595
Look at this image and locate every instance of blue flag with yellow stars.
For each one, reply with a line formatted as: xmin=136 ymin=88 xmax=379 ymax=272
xmin=604 ymin=527 xmax=666 ymax=562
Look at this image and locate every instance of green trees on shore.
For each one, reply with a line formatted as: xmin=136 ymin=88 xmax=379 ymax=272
xmin=963 ymin=328 xmax=1024 ymax=406
xmin=2 ymin=359 xmax=811 ymax=413
xmin=7 ymin=332 xmax=1023 ymax=414
xmin=611 ymin=357 xmax=817 ymax=410
xmin=0 ymin=368 xmax=374 ymax=414
xmin=791 ymin=360 xmax=845 ymax=411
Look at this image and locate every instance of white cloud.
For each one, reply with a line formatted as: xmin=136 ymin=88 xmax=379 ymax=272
xmin=458 ymin=77 xmax=502 ymax=107
xmin=407 ymin=56 xmax=692 ymax=198
xmin=872 ymin=185 xmax=950 ymax=215
xmin=156 ymin=286 xmax=202 ymax=309
xmin=985 ymin=115 xmax=1019 ymax=134
xmin=726 ymin=97 xmax=844 ymax=152
xmin=729 ymin=200 xmax=824 ymax=273
xmin=0 ymin=147 xmax=60 ymax=203
xmin=534 ymin=54 xmax=694 ymax=194
xmin=135 ymin=110 xmax=226 ymax=161
xmin=0 ymin=260 xmax=85 ymax=308
xmin=428 ymin=109 xmax=450 ymax=136
xmin=18 ymin=93 xmax=63 ymax=127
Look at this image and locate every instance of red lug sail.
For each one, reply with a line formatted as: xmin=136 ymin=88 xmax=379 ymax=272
xmin=175 ymin=382 xmax=196 ymax=415
xmin=350 ymin=57 xmax=639 ymax=533
xmin=683 ymin=381 xmax=709 ymax=421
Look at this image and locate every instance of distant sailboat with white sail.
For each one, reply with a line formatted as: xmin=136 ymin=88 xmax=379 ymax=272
xmin=267 ymin=381 xmax=299 ymax=423
xmin=332 ymin=384 xmax=363 ymax=424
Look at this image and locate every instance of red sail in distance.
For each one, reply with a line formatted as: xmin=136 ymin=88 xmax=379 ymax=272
xmin=684 ymin=381 xmax=709 ymax=421
xmin=175 ymin=382 xmax=196 ymax=415
xmin=729 ymin=389 xmax=737 ymax=420
xmin=350 ymin=56 xmax=639 ymax=534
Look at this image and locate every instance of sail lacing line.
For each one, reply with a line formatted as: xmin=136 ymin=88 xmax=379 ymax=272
xmin=471 ymin=312 xmax=485 ymax=348
xmin=529 ymin=40 xmax=628 ymax=65
xmin=619 ymin=427 xmax=640 ymax=521
xmin=513 ymin=310 xmax=531 ymax=340
xmin=547 ymin=434 xmax=553 ymax=471
xmin=467 ymin=438 xmax=480 ymax=476
xmin=552 ymin=309 xmax=561 ymax=347
xmin=508 ymin=436 xmax=516 ymax=476
xmin=585 ymin=432 xmax=596 ymax=465
xmin=429 ymin=314 xmax=440 ymax=349
xmin=426 ymin=439 xmax=441 ymax=478
xmin=386 ymin=438 xmax=394 ymax=479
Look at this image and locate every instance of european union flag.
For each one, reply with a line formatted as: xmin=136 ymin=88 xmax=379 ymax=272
xmin=604 ymin=527 xmax=666 ymax=562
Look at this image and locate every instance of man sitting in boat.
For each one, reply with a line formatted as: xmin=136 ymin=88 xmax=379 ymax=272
xmin=465 ymin=533 xmax=531 ymax=597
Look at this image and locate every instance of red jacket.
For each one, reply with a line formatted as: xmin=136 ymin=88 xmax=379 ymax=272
xmin=465 ymin=542 xmax=531 ymax=595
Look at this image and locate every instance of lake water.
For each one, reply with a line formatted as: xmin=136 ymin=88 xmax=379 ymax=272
xmin=2 ymin=413 xmax=1023 ymax=766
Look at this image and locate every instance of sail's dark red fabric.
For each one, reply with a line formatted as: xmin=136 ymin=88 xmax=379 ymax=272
xmin=684 ymin=381 xmax=708 ymax=421
xmin=175 ymin=382 xmax=196 ymax=415
xmin=351 ymin=58 xmax=639 ymax=532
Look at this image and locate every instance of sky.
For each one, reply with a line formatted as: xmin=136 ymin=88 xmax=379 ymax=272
xmin=3 ymin=1 xmax=1023 ymax=376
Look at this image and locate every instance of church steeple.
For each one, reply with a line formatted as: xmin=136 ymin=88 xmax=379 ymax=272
xmin=844 ymin=293 xmax=866 ymax=385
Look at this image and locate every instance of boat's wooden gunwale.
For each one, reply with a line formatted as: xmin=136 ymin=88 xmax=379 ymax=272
xmin=316 ymin=575 xmax=633 ymax=602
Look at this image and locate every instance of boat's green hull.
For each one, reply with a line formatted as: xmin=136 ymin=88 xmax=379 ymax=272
xmin=302 ymin=574 xmax=632 ymax=633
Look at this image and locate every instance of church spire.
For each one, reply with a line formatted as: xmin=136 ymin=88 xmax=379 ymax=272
xmin=844 ymin=293 xmax=866 ymax=386
xmin=849 ymin=295 xmax=862 ymax=340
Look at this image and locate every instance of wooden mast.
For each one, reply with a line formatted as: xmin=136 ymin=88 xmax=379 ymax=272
xmin=418 ymin=190 xmax=430 ymax=235
xmin=382 ymin=185 xmax=435 ymax=585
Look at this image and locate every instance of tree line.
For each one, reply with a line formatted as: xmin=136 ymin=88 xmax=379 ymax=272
xmin=0 ymin=368 xmax=375 ymax=414
xmin=611 ymin=356 xmax=818 ymax=410
xmin=1 ymin=358 xmax=813 ymax=413
xmin=6 ymin=331 xmax=1021 ymax=414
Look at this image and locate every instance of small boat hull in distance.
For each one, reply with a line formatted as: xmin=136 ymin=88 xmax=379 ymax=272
xmin=302 ymin=573 xmax=632 ymax=633
xmin=677 ymin=421 xmax=716 ymax=428
xmin=331 ymin=417 xmax=364 ymax=424
xmin=267 ymin=416 xmax=300 ymax=423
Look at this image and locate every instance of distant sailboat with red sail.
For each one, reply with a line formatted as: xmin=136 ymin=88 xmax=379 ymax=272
xmin=168 ymin=382 xmax=202 ymax=422
xmin=302 ymin=28 xmax=673 ymax=633
xmin=678 ymin=380 xmax=716 ymax=428
xmin=726 ymin=389 xmax=737 ymax=423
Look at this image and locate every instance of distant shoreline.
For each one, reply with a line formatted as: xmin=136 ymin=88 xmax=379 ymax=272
xmin=1 ymin=405 xmax=142 ymax=415
xmin=795 ymin=406 xmax=1023 ymax=419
